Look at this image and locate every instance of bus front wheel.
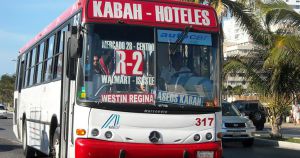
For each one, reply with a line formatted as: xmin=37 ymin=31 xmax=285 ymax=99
xmin=50 ymin=127 xmax=60 ymax=158
xmin=22 ymin=120 xmax=35 ymax=158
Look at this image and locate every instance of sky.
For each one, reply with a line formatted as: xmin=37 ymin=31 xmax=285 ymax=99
xmin=0 ymin=0 xmax=76 ymax=77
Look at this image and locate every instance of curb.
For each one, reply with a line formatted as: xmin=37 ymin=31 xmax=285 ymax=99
xmin=255 ymin=138 xmax=300 ymax=150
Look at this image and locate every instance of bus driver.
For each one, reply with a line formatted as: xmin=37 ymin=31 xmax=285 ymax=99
xmin=161 ymin=51 xmax=193 ymax=84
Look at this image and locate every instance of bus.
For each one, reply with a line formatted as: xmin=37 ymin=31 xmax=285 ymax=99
xmin=13 ymin=0 xmax=222 ymax=158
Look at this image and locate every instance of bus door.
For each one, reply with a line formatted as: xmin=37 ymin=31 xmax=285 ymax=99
xmin=60 ymin=13 xmax=81 ymax=158
xmin=60 ymin=29 xmax=72 ymax=158
xmin=13 ymin=56 xmax=25 ymax=140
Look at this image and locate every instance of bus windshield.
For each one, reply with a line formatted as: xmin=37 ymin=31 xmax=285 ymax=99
xmin=77 ymin=24 xmax=219 ymax=108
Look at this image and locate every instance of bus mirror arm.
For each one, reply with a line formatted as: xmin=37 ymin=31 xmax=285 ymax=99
xmin=69 ymin=26 xmax=83 ymax=58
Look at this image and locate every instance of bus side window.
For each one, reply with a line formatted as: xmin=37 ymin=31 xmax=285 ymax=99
xmin=24 ymin=51 xmax=32 ymax=87
xmin=22 ymin=54 xmax=27 ymax=88
xmin=43 ymin=35 xmax=55 ymax=82
xmin=29 ymin=48 xmax=37 ymax=86
xmin=36 ymin=43 xmax=45 ymax=84
xmin=53 ymin=26 xmax=68 ymax=79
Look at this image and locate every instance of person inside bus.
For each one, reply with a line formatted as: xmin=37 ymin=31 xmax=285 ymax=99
xmin=159 ymin=51 xmax=194 ymax=93
xmin=161 ymin=51 xmax=193 ymax=84
xmin=92 ymin=51 xmax=112 ymax=75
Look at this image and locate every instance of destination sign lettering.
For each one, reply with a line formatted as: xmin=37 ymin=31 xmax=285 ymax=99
xmin=101 ymin=93 xmax=154 ymax=104
xmin=88 ymin=0 xmax=218 ymax=30
xmin=157 ymin=91 xmax=204 ymax=106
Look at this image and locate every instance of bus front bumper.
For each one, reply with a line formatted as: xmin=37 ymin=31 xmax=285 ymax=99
xmin=75 ymin=138 xmax=222 ymax=158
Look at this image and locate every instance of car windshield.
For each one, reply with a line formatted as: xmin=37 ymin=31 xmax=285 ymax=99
xmin=222 ymin=103 xmax=240 ymax=116
xmin=0 ymin=106 xmax=5 ymax=110
xmin=77 ymin=24 xmax=220 ymax=108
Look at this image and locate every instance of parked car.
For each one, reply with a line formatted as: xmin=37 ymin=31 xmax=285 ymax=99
xmin=232 ymin=100 xmax=266 ymax=130
xmin=0 ymin=104 xmax=8 ymax=119
xmin=222 ymin=102 xmax=255 ymax=147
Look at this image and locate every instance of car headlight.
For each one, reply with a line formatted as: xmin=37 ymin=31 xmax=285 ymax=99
xmin=246 ymin=120 xmax=255 ymax=128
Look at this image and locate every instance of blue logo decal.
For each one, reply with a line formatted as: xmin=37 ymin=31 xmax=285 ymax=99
xmin=157 ymin=29 xmax=212 ymax=46
xmin=101 ymin=114 xmax=120 ymax=129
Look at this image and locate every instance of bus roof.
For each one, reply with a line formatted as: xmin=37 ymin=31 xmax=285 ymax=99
xmin=19 ymin=0 xmax=219 ymax=54
xmin=19 ymin=1 xmax=82 ymax=54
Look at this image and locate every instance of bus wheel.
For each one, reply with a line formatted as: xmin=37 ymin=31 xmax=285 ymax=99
xmin=22 ymin=121 xmax=35 ymax=158
xmin=50 ymin=127 xmax=60 ymax=158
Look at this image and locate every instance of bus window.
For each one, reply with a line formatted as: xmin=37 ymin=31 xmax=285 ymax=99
xmin=44 ymin=58 xmax=53 ymax=82
xmin=36 ymin=43 xmax=45 ymax=84
xmin=48 ymin=35 xmax=55 ymax=58
xmin=78 ymin=24 xmax=155 ymax=103
xmin=31 ymin=48 xmax=38 ymax=84
xmin=22 ymin=54 xmax=27 ymax=88
xmin=43 ymin=35 xmax=55 ymax=82
xmin=26 ymin=50 xmax=32 ymax=87
xmin=53 ymin=26 xmax=68 ymax=79
xmin=38 ymin=42 xmax=45 ymax=63
xmin=156 ymin=29 xmax=215 ymax=106
xmin=36 ymin=63 xmax=43 ymax=84
xmin=57 ymin=26 xmax=68 ymax=53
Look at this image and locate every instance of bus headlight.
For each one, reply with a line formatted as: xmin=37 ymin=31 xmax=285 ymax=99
xmin=197 ymin=151 xmax=214 ymax=158
xmin=194 ymin=134 xmax=201 ymax=141
xmin=205 ymin=132 xmax=213 ymax=140
xmin=91 ymin=128 xmax=99 ymax=136
xmin=105 ymin=131 xmax=113 ymax=139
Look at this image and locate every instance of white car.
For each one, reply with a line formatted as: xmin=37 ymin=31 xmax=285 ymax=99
xmin=222 ymin=102 xmax=256 ymax=147
xmin=0 ymin=104 xmax=8 ymax=119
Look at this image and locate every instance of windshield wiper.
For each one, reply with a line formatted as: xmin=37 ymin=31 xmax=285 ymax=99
xmin=170 ymin=25 xmax=192 ymax=55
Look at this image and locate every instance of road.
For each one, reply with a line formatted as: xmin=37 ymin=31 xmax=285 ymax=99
xmin=1 ymin=116 xmax=300 ymax=158
xmin=223 ymin=142 xmax=300 ymax=158
xmin=0 ymin=113 xmax=23 ymax=158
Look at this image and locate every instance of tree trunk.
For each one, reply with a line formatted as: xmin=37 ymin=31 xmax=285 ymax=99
xmin=270 ymin=116 xmax=282 ymax=138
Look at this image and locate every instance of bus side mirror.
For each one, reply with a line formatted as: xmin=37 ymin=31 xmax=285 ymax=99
xmin=69 ymin=26 xmax=82 ymax=58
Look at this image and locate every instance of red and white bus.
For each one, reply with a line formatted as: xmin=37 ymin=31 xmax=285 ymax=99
xmin=13 ymin=0 xmax=222 ymax=158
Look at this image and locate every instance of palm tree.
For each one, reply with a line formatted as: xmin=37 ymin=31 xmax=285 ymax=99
xmin=223 ymin=0 xmax=300 ymax=137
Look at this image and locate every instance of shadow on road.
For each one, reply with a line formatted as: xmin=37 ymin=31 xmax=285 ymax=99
xmin=0 ymin=144 xmax=21 ymax=152
xmin=0 ymin=128 xmax=5 ymax=130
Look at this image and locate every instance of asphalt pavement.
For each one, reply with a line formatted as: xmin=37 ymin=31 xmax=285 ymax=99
xmin=0 ymin=114 xmax=23 ymax=158
xmin=1 ymin=115 xmax=300 ymax=158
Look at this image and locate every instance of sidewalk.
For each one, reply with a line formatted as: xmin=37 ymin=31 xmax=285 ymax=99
xmin=255 ymin=122 xmax=300 ymax=138
xmin=253 ymin=123 xmax=300 ymax=150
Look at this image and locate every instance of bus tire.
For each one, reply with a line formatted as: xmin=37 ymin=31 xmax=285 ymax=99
xmin=50 ymin=127 xmax=60 ymax=158
xmin=22 ymin=120 xmax=35 ymax=158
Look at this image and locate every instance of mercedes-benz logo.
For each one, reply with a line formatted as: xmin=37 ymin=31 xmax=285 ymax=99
xmin=149 ymin=131 xmax=160 ymax=143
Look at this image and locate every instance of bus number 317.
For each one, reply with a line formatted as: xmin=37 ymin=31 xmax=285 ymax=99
xmin=195 ymin=117 xmax=214 ymax=126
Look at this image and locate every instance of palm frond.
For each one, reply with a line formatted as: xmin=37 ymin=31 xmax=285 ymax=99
xmin=256 ymin=0 xmax=291 ymax=15
xmin=221 ymin=0 xmax=271 ymax=46
xmin=256 ymin=0 xmax=300 ymax=30
xmin=266 ymin=9 xmax=300 ymax=29
xmin=224 ymin=57 xmax=269 ymax=94
xmin=270 ymin=63 xmax=300 ymax=96
xmin=265 ymin=35 xmax=300 ymax=68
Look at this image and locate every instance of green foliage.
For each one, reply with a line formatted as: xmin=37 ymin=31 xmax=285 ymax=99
xmin=221 ymin=0 xmax=300 ymax=137
xmin=0 ymin=74 xmax=16 ymax=107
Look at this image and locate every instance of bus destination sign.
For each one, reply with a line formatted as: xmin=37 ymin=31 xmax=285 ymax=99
xmin=87 ymin=0 xmax=218 ymax=31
